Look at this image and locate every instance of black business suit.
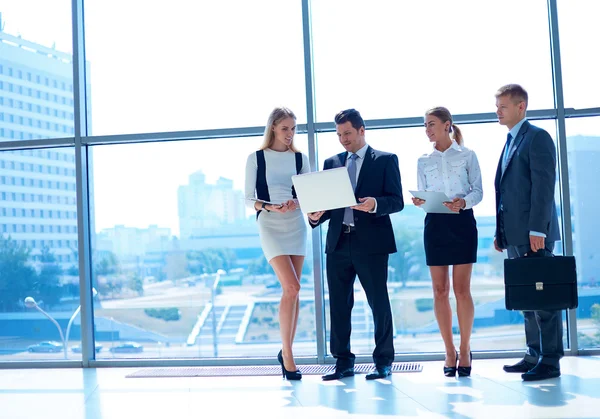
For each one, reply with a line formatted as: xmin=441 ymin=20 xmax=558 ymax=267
xmin=311 ymin=145 xmax=404 ymax=368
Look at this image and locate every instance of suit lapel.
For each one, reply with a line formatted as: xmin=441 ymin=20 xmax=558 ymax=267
xmin=501 ymin=121 xmax=530 ymax=182
xmin=355 ymin=146 xmax=373 ymax=193
xmin=336 ymin=152 xmax=347 ymax=168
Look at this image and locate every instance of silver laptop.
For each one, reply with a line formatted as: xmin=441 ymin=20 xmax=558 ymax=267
xmin=292 ymin=167 xmax=357 ymax=213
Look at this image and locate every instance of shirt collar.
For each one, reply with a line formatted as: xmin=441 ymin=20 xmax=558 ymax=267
xmin=509 ymin=118 xmax=527 ymax=140
xmin=349 ymin=143 xmax=369 ymax=160
xmin=432 ymin=140 xmax=462 ymax=154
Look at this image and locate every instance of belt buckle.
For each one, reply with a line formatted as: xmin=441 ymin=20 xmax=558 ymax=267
xmin=343 ymin=224 xmax=352 ymax=233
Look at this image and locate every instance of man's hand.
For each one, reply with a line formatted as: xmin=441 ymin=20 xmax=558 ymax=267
xmin=412 ymin=197 xmax=425 ymax=207
xmin=443 ymin=197 xmax=466 ymax=213
xmin=530 ymin=235 xmax=545 ymax=252
xmin=308 ymin=211 xmax=325 ymax=222
xmin=352 ymin=197 xmax=376 ymax=213
xmin=494 ymin=238 xmax=504 ymax=253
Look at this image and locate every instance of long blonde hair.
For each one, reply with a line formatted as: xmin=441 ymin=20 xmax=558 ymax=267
xmin=425 ymin=106 xmax=464 ymax=146
xmin=259 ymin=107 xmax=299 ymax=152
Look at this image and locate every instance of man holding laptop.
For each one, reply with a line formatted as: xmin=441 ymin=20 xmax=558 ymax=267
xmin=308 ymin=109 xmax=404 ymax=380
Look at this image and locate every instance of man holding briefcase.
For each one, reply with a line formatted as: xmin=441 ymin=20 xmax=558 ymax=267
xmin=493 ymin=84 xmax=563 ymax=381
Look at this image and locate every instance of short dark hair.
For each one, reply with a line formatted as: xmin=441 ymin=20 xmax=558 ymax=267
xmin=495 ymin=84 xmax=528 ymax=107
xmin=334 ymin=108 xmax=365 ymax=131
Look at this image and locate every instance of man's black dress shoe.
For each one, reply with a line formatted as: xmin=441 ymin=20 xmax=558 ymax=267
xmin=322 ymin=367 xmax=354 ymax=381
xmin=503 ymin=359 xmax=536 ymax=373
xmin=521 ymin=363 xmax=561 ymax=381
xmin=365 ymin=366 xmax=392 ymax=380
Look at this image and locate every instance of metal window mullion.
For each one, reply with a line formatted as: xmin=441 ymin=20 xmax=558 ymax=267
xmin=312 ymin=109 xmax=561 ymax=133
xmin=72 ymin=0 xmax=95 ymax=366
xmin=0 ymin=361 xmax=83 ymax=369
xmin=65 ymin=107 xmax=590 ymax=148
xmin=547 ymin=0 xmax=577 ymax=354
xmin=0 ymin=138 xmax=75 ymax=151
xmin=82 ymin=126 xmax=271 ymax=146
xmin=564 ymin=107 xmax=600 ymax=118
xmin=301 ymin=0 xmax=326 ymax=363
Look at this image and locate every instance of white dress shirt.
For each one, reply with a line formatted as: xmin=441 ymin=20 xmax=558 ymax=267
xmin=346 ymin=143 xmax=377 ymax=216
xmin=502 ymin=117 xmax=528 ymax=175
xmin=417 ymin=140 xmax=483 ymax=210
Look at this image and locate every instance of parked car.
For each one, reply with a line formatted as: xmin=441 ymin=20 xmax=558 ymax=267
xmin=109 ymin=342 xmax=144 ymax=353
xmin=71 ymin=343 xmax=103 ymax=353
xmin=27 ymin=341 xmax=63 ymax=353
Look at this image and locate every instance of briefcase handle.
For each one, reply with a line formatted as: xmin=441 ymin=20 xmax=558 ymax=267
xmin=525 ymin=249 xmax=554 ymax=258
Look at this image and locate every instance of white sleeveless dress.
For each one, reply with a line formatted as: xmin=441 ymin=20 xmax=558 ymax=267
xmin=245 ymin=149 xmax=310 ymax=261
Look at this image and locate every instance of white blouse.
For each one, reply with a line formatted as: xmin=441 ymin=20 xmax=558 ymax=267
xmin=417 ymin=141 xmax=483 ymax=210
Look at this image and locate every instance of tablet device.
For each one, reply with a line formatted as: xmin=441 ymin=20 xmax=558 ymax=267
xmin=409 ymin=190 xmax=459 ymax=214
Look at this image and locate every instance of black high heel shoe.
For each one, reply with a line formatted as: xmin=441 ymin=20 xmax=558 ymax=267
xmin=443 ymin=350 xmax=458 ymax=377
xmin=458 ymin=351 xmax=472 ymax=377
xmin=277 ymin=350 xmax=302 ymax=380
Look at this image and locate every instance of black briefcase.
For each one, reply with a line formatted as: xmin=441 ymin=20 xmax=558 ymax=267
xmin=504 ymin=250 xmax=578 ymax=311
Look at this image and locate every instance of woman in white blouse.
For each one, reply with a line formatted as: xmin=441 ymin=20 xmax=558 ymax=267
xmin=245 ymin=107 xmax=310 ymax=380
xmin=413 ymin=106 xmax=483 ymax=378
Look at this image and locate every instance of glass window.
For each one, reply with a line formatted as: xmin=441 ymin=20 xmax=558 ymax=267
xmin=0 ymin=1 xmax=73 ymax=143
xmin=567 ymin=117 xmax=600 ymax=348
xmin=84 ymin=0 xmax=306 ymax=135
xmin=311 ymin=0 xmax=553 ymax=121
xmin=558 ymin=0 xmax=600 ymax=109
xmin=90 ymin=135 xmax=313 ymax=359
xmin=0 ymin=147 xmax=80 ymax=362
xmin=316 ymin=119 xmax=562 ymax=356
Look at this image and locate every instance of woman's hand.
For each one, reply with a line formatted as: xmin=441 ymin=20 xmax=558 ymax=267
xmin=268 ymin=203 xmax=288 ymax=213
xmin=443 ymin=197 xmax=466 ymax=212
xmin=284 ymin=199 xmax=300 ymax=211
xmin=412 ymin=197 xmax=426 ymax=207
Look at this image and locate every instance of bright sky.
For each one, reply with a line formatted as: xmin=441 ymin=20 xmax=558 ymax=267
xmin=1 ymin=0 xmax=598 ymax=235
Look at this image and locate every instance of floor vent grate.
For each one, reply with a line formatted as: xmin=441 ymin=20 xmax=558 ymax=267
xmin=126 ymin=362 xmax=422 ymax=378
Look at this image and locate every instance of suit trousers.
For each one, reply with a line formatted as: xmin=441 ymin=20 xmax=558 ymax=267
xmin=506 ymin=242 xmax=564 ymax=368
xmin=326 ymin=230 xmax=395 ymax=368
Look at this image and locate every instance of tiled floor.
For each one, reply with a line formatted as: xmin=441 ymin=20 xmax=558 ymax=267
xmin=1 ymin=356 xmax=600 ymax=419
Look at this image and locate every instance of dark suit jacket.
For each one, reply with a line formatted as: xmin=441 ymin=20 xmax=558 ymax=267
xmin=311 ymin=146 xmax=404 ymax=254
xmin=495 ymin=120 xmax=560 ymax=247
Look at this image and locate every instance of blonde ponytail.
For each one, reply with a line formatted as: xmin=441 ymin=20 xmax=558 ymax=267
xmin=451 ymin=124 xmax=463 ymax=146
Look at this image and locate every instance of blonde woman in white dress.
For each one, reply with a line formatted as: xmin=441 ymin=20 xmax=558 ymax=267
xmin=245 ymin=107 xmax=310 ymax=380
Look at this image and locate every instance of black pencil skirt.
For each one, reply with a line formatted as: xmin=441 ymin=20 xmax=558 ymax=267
xmin=424 ymin=208 xmax=478 ymax=267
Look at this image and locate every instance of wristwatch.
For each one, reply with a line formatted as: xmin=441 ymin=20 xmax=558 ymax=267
xmin=261 ymin=202 xmax=270 ymax=212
